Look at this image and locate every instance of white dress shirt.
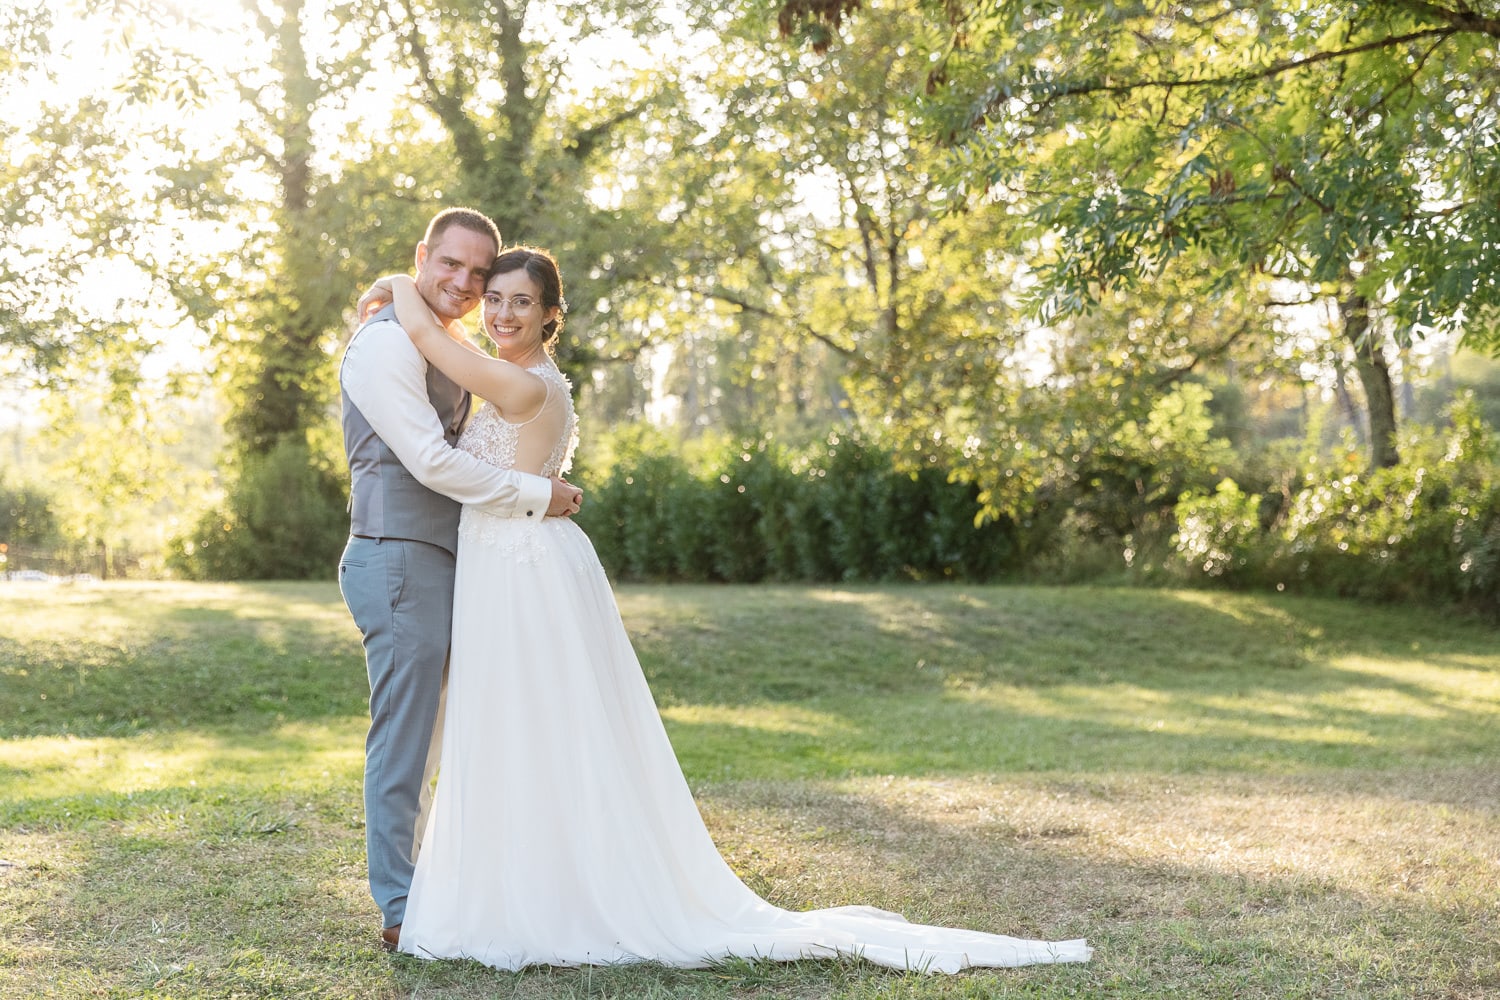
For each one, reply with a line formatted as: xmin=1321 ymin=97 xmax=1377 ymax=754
xmin=341 ymin=318 xmax=553 ymax=519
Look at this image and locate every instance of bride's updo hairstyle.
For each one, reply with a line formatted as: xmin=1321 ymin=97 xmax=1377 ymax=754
xmin=489 ymin=246 xmax=566 ymax=354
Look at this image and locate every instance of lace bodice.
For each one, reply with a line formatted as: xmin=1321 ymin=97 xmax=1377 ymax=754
xmin=456 ymin=363 xmax=577 ymax=478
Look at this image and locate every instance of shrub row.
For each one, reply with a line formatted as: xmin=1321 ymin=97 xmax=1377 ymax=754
xmin=163 ymin=425 xmax=1019 ymax=584
xmin=159 ymin=397 xmax=1500 ymax=617
xmin=573 ymin=426 xmax=1018 ymax=583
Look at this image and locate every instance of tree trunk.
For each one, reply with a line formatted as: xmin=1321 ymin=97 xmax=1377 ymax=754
xmin=1330 ymin=353 xmax=1366 ymax=448
xmin=230 ymin=0 xmax=330 ymax=455
xmin=1338 ymin=293 xmax=1399 ymax=469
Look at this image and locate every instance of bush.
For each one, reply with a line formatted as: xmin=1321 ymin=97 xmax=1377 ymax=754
xmin=1173 ymin=478 xmax=1269 ymax=583
xmin=1073 ymin=382 xmax=1237 ymax=540
xmin=572 ymin=425 xmax=1019 ymax=584
xmin=0 ymin=478 xmax=61 ymax=547
xmin=168 ymin=437 xmax=348 ymax=580
xmin=1170 ymin=394 xmax=1500 ymax=613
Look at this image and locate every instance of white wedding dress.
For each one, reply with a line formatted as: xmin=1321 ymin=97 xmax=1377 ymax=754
xmin=398 ymin=363 xmax=1091 ymax=973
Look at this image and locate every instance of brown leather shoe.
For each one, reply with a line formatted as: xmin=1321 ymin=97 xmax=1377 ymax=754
xmin=380 ymin=924 xmax=401 ymax=953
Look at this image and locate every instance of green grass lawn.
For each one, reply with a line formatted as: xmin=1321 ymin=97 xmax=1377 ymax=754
xmin=1 ymin=580 xmax=1497 ymax=999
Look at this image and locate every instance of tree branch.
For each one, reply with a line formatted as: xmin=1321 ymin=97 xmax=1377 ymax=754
xmin=696 ymin=284 xmax=857 ymax=356
xmin=980 ymin=26 xmax=1461 ymax=125
xmin=1153 ymin=318 xmax=1253 ymax=387
xmin=394 ymin=0 xmax=487 ymax=176
xmin=1381 ymin=0 xmax=1500 ymax=38
xmin=566 ymin=98 xmax=653 ymax=162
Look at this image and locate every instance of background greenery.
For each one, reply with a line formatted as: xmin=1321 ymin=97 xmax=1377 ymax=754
xmin=2 ymin=581 xmax=1496 ymax=999
xmin=4 ymin=1 xmax=1500 ymax=609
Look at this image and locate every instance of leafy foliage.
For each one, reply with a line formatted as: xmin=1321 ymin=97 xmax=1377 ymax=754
xmin=36 ymin=375 xmax=212 ymax=577
xmin=0 ymin=68 xmax=170 ymax=386
xmin=167 ymin=437 xmax=348 ymax=581
xmin=914 ymin=2 xmax=1500 ymax=347
xmin=1173 ymin=393 xmax=1500 ymax=612
xmin=775 ymin=0 xmax=1500 ymax=469
xmin=0 ymin=477 xmax=59 ymax=548
xmin=8 ymin=0 xmax=1499 ymax=599
xmin=578 ymin=424 xmax=1018 ymax=583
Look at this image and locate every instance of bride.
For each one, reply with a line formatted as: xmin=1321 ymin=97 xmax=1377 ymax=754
xmin=363 ymin=247 xmax=1091 ymax=973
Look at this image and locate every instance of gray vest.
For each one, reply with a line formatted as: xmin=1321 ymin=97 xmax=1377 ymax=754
xmin=341 ymin=304 xmax=471 ymax=554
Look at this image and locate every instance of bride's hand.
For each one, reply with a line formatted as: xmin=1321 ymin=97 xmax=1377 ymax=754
xmin=357 ymin=274 xmax=409 ymax=322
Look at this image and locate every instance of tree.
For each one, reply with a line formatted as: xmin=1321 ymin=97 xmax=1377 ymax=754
xmin=141 ymin=0 xmax=392 ymax=456
xmin=39 ymin=377 xmax=207 ymax=578
xmin=779 ymin=0 xmax=1500 ymax=469
xmin=0 ymin=478 xmax=60 ymax=550
xmin=0 ymin=1 xmax=177 ymax=389
xmin=599 ymin=3 xmax=1029 ymax=440
xmin=101 ymin=0 xmax=445 ymax=574
xmin=360 ymin=0 xmax=691 ymax=382
xmin=618 ymin=3 xmax=1269 ymax=530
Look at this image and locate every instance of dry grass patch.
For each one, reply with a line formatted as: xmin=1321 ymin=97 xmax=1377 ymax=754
xmin=696 ymin=769 xmax=1499 ymax=998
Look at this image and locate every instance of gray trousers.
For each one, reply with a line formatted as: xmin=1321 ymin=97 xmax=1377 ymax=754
xmin=338 ymin=535 xmax=455 ymax=929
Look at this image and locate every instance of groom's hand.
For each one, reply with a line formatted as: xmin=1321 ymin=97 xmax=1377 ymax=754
xmin=548 ymin=477 xmax=583 ymax=517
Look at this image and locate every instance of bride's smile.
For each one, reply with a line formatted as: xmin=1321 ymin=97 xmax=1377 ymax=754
xmin=482 ymin=269 xmax=557 ymax=366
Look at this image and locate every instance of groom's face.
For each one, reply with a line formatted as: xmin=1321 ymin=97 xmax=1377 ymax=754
xmin=414 ymin=226 xmax=499 ymax=323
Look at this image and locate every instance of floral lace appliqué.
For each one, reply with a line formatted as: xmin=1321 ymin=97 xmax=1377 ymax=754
xmin=455 ymin=363 xmax=578 ymax=563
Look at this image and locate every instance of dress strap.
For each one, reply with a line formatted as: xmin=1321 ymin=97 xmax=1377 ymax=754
xmin=514 ymin=369 xmax=556 ymax=428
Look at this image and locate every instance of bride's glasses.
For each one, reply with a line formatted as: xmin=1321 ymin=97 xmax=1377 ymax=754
xmin=483 ymin=293 xmax=539 ymax=313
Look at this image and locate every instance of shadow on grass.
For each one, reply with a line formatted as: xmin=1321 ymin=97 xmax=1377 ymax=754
xmin=633 ymin=584 xmax=1497 ymax=704
xmin=640 ymin=585 xmax=1500 ymax=779
xmin=661 ymin=690 xmax=1500 ymax=784
xmin=5 ymin=584 xmax=1495 ymax=996
xmin=0 ymin=587 xmax=369 ymax=738
xmin=0 ymin=716 xmax=365 ymax=818
xmin=4 ymin=585 xmax=1498 ymax=788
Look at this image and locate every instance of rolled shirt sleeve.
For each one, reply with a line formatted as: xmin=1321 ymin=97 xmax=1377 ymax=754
xmin=341 ymin=319 xmax=554 ymax=519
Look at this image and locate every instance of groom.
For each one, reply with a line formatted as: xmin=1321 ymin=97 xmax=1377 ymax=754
xmin=338 ymin=206 xmax=582 ymax=953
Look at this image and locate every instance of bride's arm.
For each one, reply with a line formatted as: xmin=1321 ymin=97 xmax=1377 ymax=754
xmin=359 ymin=277 xmax=483 ymax=358
xmin=386 ymin=274 xmax=547 ymax=418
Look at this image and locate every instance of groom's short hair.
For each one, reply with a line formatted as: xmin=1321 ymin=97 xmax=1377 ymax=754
xmin=424 ymin=207 xmax=501 ymax=253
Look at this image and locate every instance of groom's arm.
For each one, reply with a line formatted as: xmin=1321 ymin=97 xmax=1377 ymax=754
xmin=342 ymin=318 xmax=553 ymax=519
